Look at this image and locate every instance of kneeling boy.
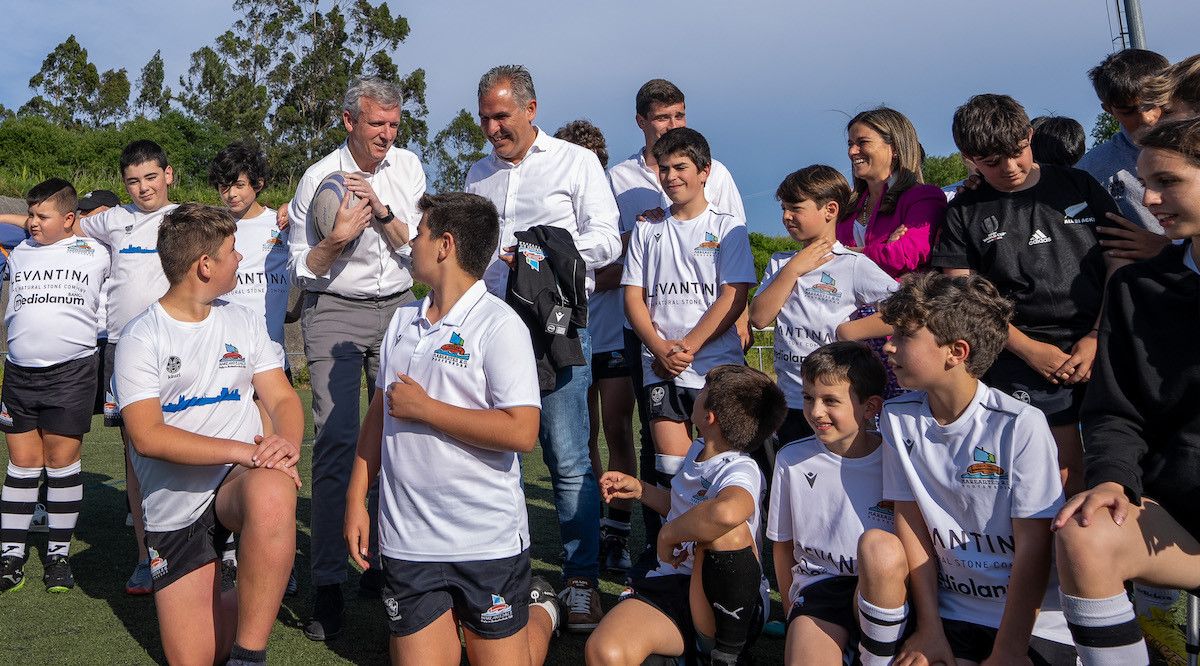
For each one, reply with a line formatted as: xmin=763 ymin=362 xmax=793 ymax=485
xmin=855 ymin=272 xmax=1074 ymax=665
xmin=344 ymin=192 xmax=556 ymax=665
xmin=587 ymin=365 xmax=786 ymax=665
xmin=766 ymin=342 xmax=891 ymax=664
xmin=114 ymin=204 xmax=303 ymax=665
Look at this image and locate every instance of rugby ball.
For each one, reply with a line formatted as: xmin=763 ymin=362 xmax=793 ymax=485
xmin=309 ymin=171 xmax=361 ymax=253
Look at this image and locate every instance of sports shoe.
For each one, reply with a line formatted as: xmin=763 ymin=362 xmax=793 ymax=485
xmin=43 ymin=555 xmax=74 ymax=593
xmin=29 ymin=503 xmax=49 ymax=533
xmin=601 ymin=531 xmax=632 ymax=574
xmin=220 ymin=559 xmax=238 ymax=591
xmin=529 ymin=575 xmax=563 ymax=636
xmin=125 ymin=558 xmax=153 ymax=595
xmin=285 ymin=566 xmax=299 ymax=597
xmin=303 ymin=583 xmax=344 ymax=641
xmin=0 ymin=555 xmax=26 ymax=593
xmin=557 ymin=577 xmax=603 ymax=632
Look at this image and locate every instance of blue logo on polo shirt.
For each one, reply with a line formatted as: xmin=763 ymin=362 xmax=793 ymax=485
xmin=433 ymin=332 xmax=471 ymax=367
xmin=119 ymin=245 xmax=157 ymax=254
xmin=162 ymin=387 xmax=242 ymax=413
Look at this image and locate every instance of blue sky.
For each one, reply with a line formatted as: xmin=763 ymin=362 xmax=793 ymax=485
xmin=3 ymin=1 xmax=1198 ymax=234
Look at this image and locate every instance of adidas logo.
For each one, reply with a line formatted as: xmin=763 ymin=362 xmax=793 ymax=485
xmin=1028 ymin=229 xmax=1052 ymax=245
xmin=804 ymin=472 xmax=818 ymax=488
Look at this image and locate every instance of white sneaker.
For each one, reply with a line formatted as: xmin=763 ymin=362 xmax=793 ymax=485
xmin=29 ymin=504 xmax=49 ymax=534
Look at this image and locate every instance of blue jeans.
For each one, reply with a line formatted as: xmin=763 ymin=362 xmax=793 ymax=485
xmin=539 ymin=328 xmax=600 ymax=584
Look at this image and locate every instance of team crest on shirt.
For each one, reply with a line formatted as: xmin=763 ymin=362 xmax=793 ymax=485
xmin=691 ymin=476 xmax=713 ymax=503
xmin=1062 ymin=202 xmax=1095 ymax=225
xmin=148 ymin=547 xmax=169 ymax=580
xmin=218 ymin=343 xmax=247 ymax=369
xmin=433 ymin=331 xmax=471 ymax=367
xmin=165 ymin=355 xmax=182 ymax=377
xmin=867 ymin=501 xmax=895 ymax=524
xmin=481 ymin=594 xmax=514 ymax=623
xmin=263 ymin=229 xmax=285 ymax=250
xmin=67 ymin=239 xmax=96 ymax=256
xmin=0 ymin=403 xmax=12 ymax=427
xmin=519 ymin=241 xmax=545 ymax=271
xmin=981 ymin=215 xmax=1006 ymax=243
xmin=960 ymin=447 xmax=1009 ymax=487
xmin=693 ymin=232 xmax=721 ymax=257
xmin=803 ymin=272 xmax=843 ymax=303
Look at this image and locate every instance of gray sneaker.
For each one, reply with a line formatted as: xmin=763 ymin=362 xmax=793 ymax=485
xmin=0 ymin=555 xmax=26 ymax=593
xmin=125 ymin=559 xmax=152 ymax=595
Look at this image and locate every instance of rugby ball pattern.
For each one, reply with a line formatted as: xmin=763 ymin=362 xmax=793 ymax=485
xmin=309 ymin=171 xmax=361 ymax=253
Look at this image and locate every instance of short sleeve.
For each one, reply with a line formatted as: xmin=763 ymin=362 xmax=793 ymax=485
xmin=620 ymin=223 xmax=647 ymax=288
xmin=852 ymin=256 xmax=900 ymax=305
xmin=482 ymin=312 xmax=542 ymax=410
xmin=929 ymin=204 xmax=972 ymax=270
xmin=756 ymin=253 xmax=788 ymax=294
xmin=880 ymin=409 xmax=915 ymax=502
xmin=113 ymin=323 xmax=162 ymax=408
xmin=1009 ymin=409 xmax=1066 ymax=519
xmin=377 ymin=310 xmax=405 ymax=392
xmin=766 ymin=453 xmax=794 ymax=541
xmin=79 ymin=209 xmax=111 ymax=245
xmin=713 ymin=456 xmax=763 ymax=506
xmin=247 ymin=310 xmax=284 ymax=374
xmin=716 ymin=223 xmax=756 ymax=286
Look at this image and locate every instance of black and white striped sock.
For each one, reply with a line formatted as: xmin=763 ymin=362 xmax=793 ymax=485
xmin=857 ymin=594 xmax=908 ymax=666
xmin=1 ymin=463 xmax=41 ymax=561
xmin=45 ymin=461 xmax=82 ymax=559
xmin=1061 ymin=590 xmax=1148 ymax=666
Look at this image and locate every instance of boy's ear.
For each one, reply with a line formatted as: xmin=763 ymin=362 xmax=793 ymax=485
xmin=196 ymin=254 xmax=212 ymax=281
xmin=946 ymin=338 xmax=971 ymax=369
xmin=253 ymin=178 xmax=265 ymax=193
xmin=164 ymin=165 xmax=175 ymax=186
xmin=862 ymin=395 xmax=884 ymax=421
xmin=823 ymin=200 xmax=839 ymax=222
xmin=64 ymin=210 xmax=77 ymax=231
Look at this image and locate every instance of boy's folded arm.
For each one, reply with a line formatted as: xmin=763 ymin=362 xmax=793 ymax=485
xmin=894 ymin=500 xmax=944 ymax=628
xmin=835 ymin=312 xmax=893 ymax=341
xmin=414 ymin=400 xmax=540 ymax=453
xmin=624 ymin=285 xmax=668 ymax=354
xmin=682 ymin=283 xmax=750 ymax=352
xmin=0 ymin=213 xmax=28 ymax=229
xmin=639 ymin=483 xmax=672 ymax=517
xmin=662 ymin=485 xmax=756 ymax=545
xmin=252 ymin=367 xmax=304 ymax=447
xmin=748 ymin=271 xmax=793 ymax=330
xmin=347 ymin=391 xmax=387 ymax=504
xmin=990 ymin=517 xmax=1053 ymax=659
xmin=772 ymin=540 xmax=796 ymax=605
xmin=122 ymin=398 xmax=254 ymax=467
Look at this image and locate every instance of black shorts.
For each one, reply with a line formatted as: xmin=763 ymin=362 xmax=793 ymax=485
xmin=144 ymin=495 xmax=232 ymax=592
xmin=380 ymin=550 xmax=531 ymax=638
xmin=628 ymin=573 xmax=764 ymax=661
xmin=775 ymin=408 xmax=814 ymax=448
xmin=93 ymin=337 xmax=108 ymax=415
xmin=941 ymin=618 xmax=1076 ymax=665
xmin=102 ymin=341 xmax=121 ymax=427
xmin=645 ymin=381 xmax=700 ymax=423
xmin=787 ymin=576 xmax=859 ymax=640
xmin=592 ymin=349 xmax=632 ymax=380
xmin=1 ymin=353 xmax=99 ymax=436
xmin=984 ymin=351 xmax=1085 ymax=426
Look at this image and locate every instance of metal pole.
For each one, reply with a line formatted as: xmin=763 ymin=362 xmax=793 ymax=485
xmin=1123 ymin=0 xmax=1147 ymax=49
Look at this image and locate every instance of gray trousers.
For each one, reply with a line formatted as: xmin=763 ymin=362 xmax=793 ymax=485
xmin=302 ymin=290 xmax=412 ymax=586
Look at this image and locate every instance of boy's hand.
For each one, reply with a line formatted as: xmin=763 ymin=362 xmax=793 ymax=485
xmin=656 ymin=522 xmax=691 ymax=568
xmin=251 ymin=434 xmax=300 ymax=470
xmin=499 ymin=245 xmax=516 ymax=268
xmin=1097 ymin=212 xmax=1170 ymax=261
xmin=1052 ymin=482 xmax=1131 ymax=530
xmin=330 ymin=194 xmax=372 ymax=245
xmin=1016 ymin=340 xmax=1072 ymax=385
xmin=649 ymin=339 xmax=692 ymax=379
xmin=599 ymin=471 xmax=642 ymax=503
xmin=637 ymin=207 xmax=666 ymax=223
xmin=344 ymin=501 xmax=371 ymax=570
xmin=784 ymin=238 xmax=834 ymax=277
xmin=386 ymin=373 xmax=430 ymax=422
xmin=272 ymin=463 xmax=303 ymax=489
xmin=897 ymin=628 xmax=956 ymax=666
xmin=886 ymin=224 xmax=909 ymax=244
xmin=342 ymin=173 xmax=388 ymax=219
xmin=276 ymin=204 xmax=290 ymax=230
xmin=1054 ymin=332 xmax=1097 ymax=384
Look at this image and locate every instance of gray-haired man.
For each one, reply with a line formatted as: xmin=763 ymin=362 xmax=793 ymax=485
xmin=287 ymin=76 xmax=426 ymax=641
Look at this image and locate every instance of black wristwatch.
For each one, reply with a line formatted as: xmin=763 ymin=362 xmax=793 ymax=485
xmin=375 ymin=205 xmax=395 ymax=224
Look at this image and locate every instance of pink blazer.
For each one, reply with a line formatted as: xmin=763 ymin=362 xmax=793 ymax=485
xmin=836 ymin=183 xmax=947 ymax=279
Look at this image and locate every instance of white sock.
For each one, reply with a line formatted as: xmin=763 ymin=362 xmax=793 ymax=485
xmin=1060 ymin=590 xmax=1148 ymax=666
xmin=857 ymin=594 xmax=908 ymax=666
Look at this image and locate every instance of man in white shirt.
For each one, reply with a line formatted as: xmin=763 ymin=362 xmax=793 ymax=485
xmin=286 ymin=76 xmax=426 ymax=642
xmin=465 ymin=64 xmax=621 ymax=632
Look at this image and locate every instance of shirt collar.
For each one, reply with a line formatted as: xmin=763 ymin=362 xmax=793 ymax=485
xmin=337 ymin=142 xmax=392 ymax=175
xmin=1185 ymin=242 xmax=1200 ymax=276
xmin=492 ymin=127 xmax=554 ymax=167
xmin=416 ymin=280 xmax=490 ymax=329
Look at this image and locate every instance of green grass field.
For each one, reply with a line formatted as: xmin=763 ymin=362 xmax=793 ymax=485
xmin=0 ymin=389 xmax=786 ymax=665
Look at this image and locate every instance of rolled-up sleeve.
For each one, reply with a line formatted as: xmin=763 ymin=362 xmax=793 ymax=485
xmin=571 ymin=153 xmax=621 ymax=271
xmin=288 ymin=170 xmax=323 ymax=281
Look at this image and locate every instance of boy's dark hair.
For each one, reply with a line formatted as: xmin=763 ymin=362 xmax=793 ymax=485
xmin=801 ymin=342 xmax=886 ymax=403
xmin=416 ymin=192 xmax=500 ymax=279
xmin=1139 ymin=116 xmax=1200 ymax=168
xmin=1088 ymin=48 xmax=1170 ymax=107
xmin=208 ymin=142 xmax=270 ymax=190
xmin=120 ymin=139 xmax=169 ymax=173
xmin=952 ymin=94 xmax=1031 ymax=159
xmin=776 ymin=165 xmax=851 ymax=215
xmin=879 ymin=272 xmax=1014 ymax=378
xmin=636 ymin=79 xmax=685 ymax=118
xmin=158 ymin=204 xmax=238 ymax=286
xmin=704 ymin=365 xmax=787 ymax=453
xmin=26 ymin=177 xmax=78 ymax=214
xmin=554 ymin=119 xmax=609 ymax=168
xmin=1030 ymin=116 xmax=1086 ymax=167
xmin=651 ymin=127 xmax=711 ymax=173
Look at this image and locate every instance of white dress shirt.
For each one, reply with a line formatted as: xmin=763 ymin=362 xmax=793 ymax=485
xmin=465 ymin=128 xmax=621 ymax=297
xmin=288 ymin=143 xmax=426 ymax=299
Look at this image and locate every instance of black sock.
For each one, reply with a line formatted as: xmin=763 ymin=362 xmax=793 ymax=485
xmin=229 ymin=643 xmax=267 ymax=663
xmin=701 ymin=546 xmax=761 ymax=658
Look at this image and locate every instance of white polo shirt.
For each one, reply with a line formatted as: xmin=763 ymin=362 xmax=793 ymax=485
xmin=5 ymin=236 xmax=109 ymax=367
xmin=465 ymin=128 xmax=621 ymax=298
xmin=226 ymin=208 xmax=291 ymax=354
xmin=621 ymin=205 xmax=756 ymax=389
xmin=881 ymin=381 xmax=1070 ymax=643
xmin=80 ymin=203 xmax=178 ymax=340
xmin=114 ymin=301 xmax=283 ymax=532
xmin=757 ymin=243 xmax=897 ymax=408
xmin=288 ymin=143 xmax=425 ymax=299
xmin=376 ymin=280 xmax=541 ymax=562
xmin=767 ymin=436 xmax=892 ymax=605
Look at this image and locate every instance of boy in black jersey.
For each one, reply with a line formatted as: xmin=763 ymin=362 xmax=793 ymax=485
xmin=931 ymin=94 xmax=1119 ymax=496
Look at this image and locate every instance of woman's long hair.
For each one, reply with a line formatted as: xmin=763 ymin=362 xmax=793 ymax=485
xmin=845 ymin=107 xmax=925 ymax=218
